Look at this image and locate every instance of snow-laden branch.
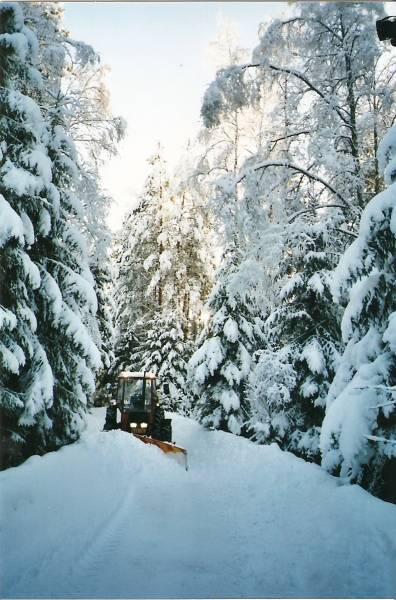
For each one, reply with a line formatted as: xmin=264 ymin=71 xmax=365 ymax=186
xmin=353 ymin=385 xmax=396 ymax=393
xmin=241 ymin=62 xmax=350 ymax=124
xmin=279 ymin=16 xmax=343 ymax=43
xmin=351 ymin=386 xmax=396 ymax=409
xmin=365 ymin=435 xmax=396 ymax=445
xmin=237 ymin=160 xmax=349 ymax=207
xmin=269 ymin=130 xmax=311 ymax=144
xmin=288 ymin=204 xmax=346 ymax=224
xmin=369 ymin=401 xmax=396 ymax=410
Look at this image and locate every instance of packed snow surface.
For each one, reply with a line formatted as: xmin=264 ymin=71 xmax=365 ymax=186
xmin=1 ymin=410 xmax=396 ymax=599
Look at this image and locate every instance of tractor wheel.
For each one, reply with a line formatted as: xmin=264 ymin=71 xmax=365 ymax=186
xmin=151 ymin=406 xmax=165 ymax=440
xmin=103 ymin=405 xmax=118 ymax=431
xmin=161 ymin=419 xmax=172 ymax=443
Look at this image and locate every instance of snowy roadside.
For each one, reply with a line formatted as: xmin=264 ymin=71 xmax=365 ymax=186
xmin=1 ymin=409 xmax=395 ymax=599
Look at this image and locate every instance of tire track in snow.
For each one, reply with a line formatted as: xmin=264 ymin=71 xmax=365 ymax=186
xmin=5 ymin=455 xmax=141 ymax=599
xmin=60 ymin=476 xmax=139 ymax=598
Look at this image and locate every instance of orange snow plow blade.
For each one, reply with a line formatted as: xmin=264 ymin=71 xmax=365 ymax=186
xmin=133 ymin=434 xmax=188 ymax=470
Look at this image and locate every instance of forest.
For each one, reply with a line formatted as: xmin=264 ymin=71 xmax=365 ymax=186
xmin=1 ymin=0 xmax=396 ymax=508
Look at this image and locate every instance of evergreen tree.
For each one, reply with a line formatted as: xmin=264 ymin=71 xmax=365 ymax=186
xmin=77 ymin=169 xmax=115 ymax=396
xmin=0 ymin=2 xmax=54 ymax=466
xmin=113 ymin=148 xmax=211 ymax=412
xmin=249 ymin=218 xmax=342 ymax=461
xmin=189 ymin=249 xmax=264 ymax=435
xmin=0 ymin=3 xmax=100 ymax=468
xmin=197 ymin=2 xmax=396 ymax=453
xmin=320 ymin=127 xmax=396 ymax=502
xmin=129 ymin=312 xmax=189 ymax=412
xmin=24 ymin=1 xmax=124 ymax=397
xmin=165 ymin=149 xmax=214 ymax=340
xmin=112 ymin=150 xmax=169 ymax=374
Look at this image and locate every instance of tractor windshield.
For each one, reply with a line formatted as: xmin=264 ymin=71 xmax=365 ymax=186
xmin=118 ymin=378 xmax=151 ymax=410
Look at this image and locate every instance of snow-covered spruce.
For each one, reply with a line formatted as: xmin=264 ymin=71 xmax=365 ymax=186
xmin=113 ymin=148 xmax=210 ymax=412
xmin=0 ymin=3 xmax=100 ymax=468
xmin=129 ymin=313 xmax=190 ymax=412
xmin=38 ymin=102 xmax=101 ymax=450
xmin=320 ymin=128 xmax=396 ymax=501
xmin=0 ymin=3 xmax=55 ymax=466
xmin=77 ymin=170 xmax=115 ymax=397
xmin=189 ymin=249 xmax=264 ymax=435
xmin=112 ymin=150 xmax=172 ymax=376
xmin=249 ymin=219 xmax=342 ymax=462
xmin=23 ymin=3 xmax=124 ymax=402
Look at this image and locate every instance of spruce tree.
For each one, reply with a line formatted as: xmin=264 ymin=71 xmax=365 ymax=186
xmin=77 ymin=169 xmax=115 ymax=397
xmin=113 ymin=148 xmax=211 ymax=412
xmin=249 ymin=218 xmax=342 ymax=461
xmin=129 ymin=312 xmax=189 ymax=412
xmin=0 ymin=3 xmax=100 ymax=467
xmin=189 ymin=249 xmax=264 ymax=435
xmin=320 ymin=127 xmax=396 ymax=501
xmin=0 ymin=2 xmax=56 ymax=466
xmin=24 ymin=2 xmax=123 ymax=400
xmin=112 ymin=152 xmax=168 ymax=374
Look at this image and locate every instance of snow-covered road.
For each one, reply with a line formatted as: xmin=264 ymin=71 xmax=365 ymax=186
xmin=1 ymin=409 xmax=396 ymax=598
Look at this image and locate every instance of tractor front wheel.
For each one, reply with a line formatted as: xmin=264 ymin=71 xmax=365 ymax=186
xmin=161 ymin=419 xmax=172 ymax=443
xmin=151 ymin=407 xmax=165 ymax=440
xmin=151 ymin=408 xmax=172 ymax=442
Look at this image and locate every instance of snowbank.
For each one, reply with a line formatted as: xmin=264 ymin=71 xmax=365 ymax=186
xmin=1 ymin=410 xmax=395 ymax=598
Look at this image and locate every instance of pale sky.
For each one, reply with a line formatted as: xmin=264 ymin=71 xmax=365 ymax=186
xmin=63 ymin=2 xmax=288 ymax=231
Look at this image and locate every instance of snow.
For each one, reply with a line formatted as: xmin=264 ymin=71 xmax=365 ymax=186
xmin=0 ymin=3 xmax=24 ymax=33
xmin=1 ymin=409 xmax=395 ymax=599
xmin=1 ymin=160 xmax=45 ymax=197
xmin=119 ymin=371 xmax=156 ymax=379
xmin=23 ymin=148 xmax=52 ymax=185
xmin=41 ymin=272 xmax=63 ymax=321
xmin=301 ymin=339 xmax=325 ymax=374
xmin=59 ymin=305 xmax=101 ymax=369
xmin=38 ymin=207 xmax=51 ymax=236
xmin=18 ymin=342 xmax=54 ymax=426
xmin=0 ymin=195 xmax=24 ymax=246
xmin=331 ymin=182 xmax=396 ymax=309
xmin=217 ymin=387 xmax=240 ymax=412
xmin=378 ymin=125 xmax=396 ymax=184
xmin=0 ymin=307 xmax=17 ymax=331
xmin=20 ymin=211 xmax=35 ymax=246
xmin=190 ymin=336 xmax=224 ymax=378
xmin=0 ymin=32 xmax=28 ymax=61
xmin=220 ymin=361 xmax=241 ymax=385
xmin=21 ymin=252 xmax=41 ymax=288
xmin=64 ymin=268 xmax=98 ymax=314
xmin=280 ymin=273 xmax=303 ymax=300
xmin=223 ymin=316 xmax=239 ymax=342
xmin=8 ymin=90 xmax=45 ymax=133
xmin=341 ymin=269 xmax=381 ymax=342
xmin=0 ymin=342 xmax=21 ymax=374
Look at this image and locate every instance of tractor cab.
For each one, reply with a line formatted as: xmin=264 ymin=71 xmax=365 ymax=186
xmin=118 ymin=371 xmax=157 ymax=436
xmin=117 ymin=371 xmax=155 ymax=412
xmin=105 ymin=370 xmax=171 ymax=436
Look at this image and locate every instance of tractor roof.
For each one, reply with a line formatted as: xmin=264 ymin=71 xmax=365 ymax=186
xmin=118 ymin=371 xmax=157 ymax=380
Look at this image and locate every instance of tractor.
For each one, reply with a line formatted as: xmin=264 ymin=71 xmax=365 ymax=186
xmin=104 ymin=371 xmax=187 ymax=468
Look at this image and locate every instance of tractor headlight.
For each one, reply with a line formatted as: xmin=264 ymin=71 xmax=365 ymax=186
xmin=131 ymin=422 xmax=137 ymax=428
xmin=141 ymin=422 xmax=147 ymax=428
